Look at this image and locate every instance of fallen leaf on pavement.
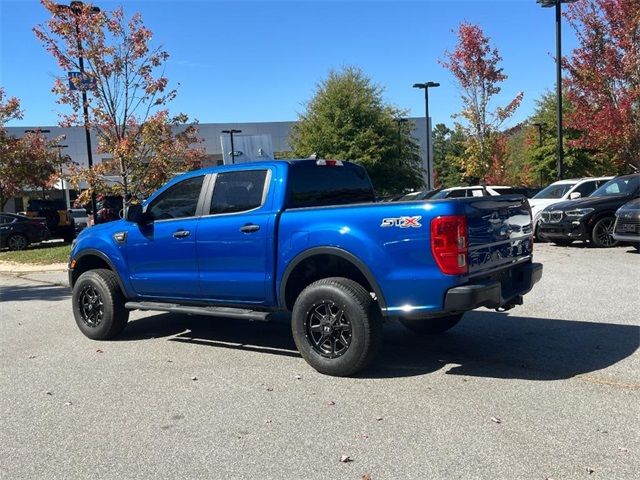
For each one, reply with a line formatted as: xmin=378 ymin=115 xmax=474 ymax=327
xmin=64 ymin=401 xmax=72 ymax=406
xmin=191 ymin=376 xmax=198 ymax=381
xmin=45 ymin=391 xmax=52 ymax=396
xmin=266 ymin=386 xmax=274 ymax=391
xmin=586 ymin=467 xmax=595 ymax=474
xmin=28 ymin=355 xmax=37 ymax=359
xmin=339 ymin=455 xmax=352 ymax=463
xmin=294 ymin=374 xmax=302 ymax=380
xmin=326 ymin=400 xmax=336 ymax=406
xmin=362 ymin=475 xmax=372 ymax=480
xmin=375 ymin=416 xmax=383 ymax=421
xmin=96 ymin=349 xmax=104 ymax=353
xmin=490 ymin=416 xmax=502 ymax=424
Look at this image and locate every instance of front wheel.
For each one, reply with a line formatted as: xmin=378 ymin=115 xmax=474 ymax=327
xmin=399 ymin=313 xmax=463 ymax=335
xmin=72 ymin=269 xmax=129 ymax=340
xmin=591 ymin=217 xmax=618 ymax=248
xmin=291 ymin=277 xmax=382 ymax=377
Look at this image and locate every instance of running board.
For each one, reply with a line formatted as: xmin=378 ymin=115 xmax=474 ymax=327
xmin=124 ymin=301 xmax=272 ymax=322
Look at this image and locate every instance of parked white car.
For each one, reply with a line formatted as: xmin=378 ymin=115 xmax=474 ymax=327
xmin=529 ymin=177 xmax=613 ymax=235
xmin=429 ymin=185 xmax=518 ymax=199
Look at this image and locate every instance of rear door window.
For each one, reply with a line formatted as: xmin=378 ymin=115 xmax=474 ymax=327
xmin=573 ymin=181 xmax=597 ymax=197
xmin=209 ymin=170 xmax=268 ymax=214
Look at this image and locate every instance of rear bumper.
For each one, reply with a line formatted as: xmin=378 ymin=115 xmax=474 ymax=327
xmin=444 ymin=262 xmax=543 ymax=311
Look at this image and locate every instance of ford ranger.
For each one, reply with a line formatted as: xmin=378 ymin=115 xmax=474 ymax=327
xmin=69 ymin=159 xmax=542 ymax=376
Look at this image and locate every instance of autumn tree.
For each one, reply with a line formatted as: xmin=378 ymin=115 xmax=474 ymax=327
xmin=33 ymin=0 xmax=205 ymax=203
xmin=290 ymin=66 xmax=424 ymax=194
xmin=440 ymin=22 xmax=523 ymax=182
xmin=0 ymin=89 xmax=69 ymax=211
xmin=564 ymin=0 xmax=639 ymax=170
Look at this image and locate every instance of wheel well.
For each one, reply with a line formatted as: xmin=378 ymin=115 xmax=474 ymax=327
xmin=283 ymin=254 xmax=375 ymax=310
xmin=71 ymin=255 xmax=112 ymax=287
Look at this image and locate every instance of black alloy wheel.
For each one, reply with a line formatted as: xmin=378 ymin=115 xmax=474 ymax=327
xmin=591 ymin=217 xmax=618 ymax=248
xmin=78 ymin=285 xmax=104 ymax=327
xmin=305 ymin=301 xmax=353 ymax=359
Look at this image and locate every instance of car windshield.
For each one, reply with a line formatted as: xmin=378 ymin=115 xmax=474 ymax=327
xmin=533 ymin=183 xmax=576 ymax=199
xmin=590 ymin=176 xmax=639 ymax=197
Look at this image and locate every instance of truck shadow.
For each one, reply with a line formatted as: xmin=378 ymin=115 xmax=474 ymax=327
xmin=119 ymin=310 xmax=639 ymax=381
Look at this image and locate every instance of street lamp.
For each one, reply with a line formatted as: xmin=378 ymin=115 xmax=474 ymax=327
xmin=413 ymin=82 xmax=440 ymax=190
xmin=221 ymin=129 xmax=242 ymax=164
xmin=537 ymin=0 xmax=577 ymax=181
xmin=394 ymin=118 xmax=408 ymax=158
xmin=55 ymin=1 xmax=101 ymax=221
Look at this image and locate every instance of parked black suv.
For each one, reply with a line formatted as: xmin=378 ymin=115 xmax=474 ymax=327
xmin=538 ymin=174 xmax=640 ymax=247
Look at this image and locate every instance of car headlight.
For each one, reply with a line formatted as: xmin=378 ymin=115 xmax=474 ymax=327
xmin=565 ymin=208 xmax=594 ymax=217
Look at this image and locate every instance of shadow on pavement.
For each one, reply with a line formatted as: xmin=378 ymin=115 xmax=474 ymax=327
xmin=0 ymin=283 xmax=70 ymax=302
xmin=118 ymin=309 xmax=639 ymax=381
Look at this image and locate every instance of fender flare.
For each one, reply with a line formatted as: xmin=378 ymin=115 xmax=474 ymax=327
xmin=279 ymin=246 xmax=387 ymax=311
xmin=71 ymin=248 xmax=128 ymax=295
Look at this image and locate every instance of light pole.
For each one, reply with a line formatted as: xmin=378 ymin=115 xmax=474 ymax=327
xmin=537 ymin=0 xmax=577 ymax=181
xmin=394 ymin=117 xmax=408 ymax=158
xmin=55 ymin=1 xmax=101 ymax=221
xmin=413 ymin=82 xmax=440 ymax=190
xmin=222 ymin=129 xmax=242 ymax=164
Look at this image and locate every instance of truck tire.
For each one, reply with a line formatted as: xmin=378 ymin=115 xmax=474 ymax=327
xmin=291 ymin=277 xmax=382 ymax=377
xmin=591 ymin=217 xmax=618 ymax=248
xmin=399 ymin=313 xmax=463 ymax=335
xmin=72 ymin=269 xmax=129 ymax=340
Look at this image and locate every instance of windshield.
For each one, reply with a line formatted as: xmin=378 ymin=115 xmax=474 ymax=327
xmin=533 ymin=183 xmax=577 ymax=199
xmin=590 ymin=176 xmax=639 ymax=197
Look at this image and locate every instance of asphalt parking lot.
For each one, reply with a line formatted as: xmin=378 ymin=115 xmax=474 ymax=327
xmin=1 ymin=243 xmax=638 ymax=480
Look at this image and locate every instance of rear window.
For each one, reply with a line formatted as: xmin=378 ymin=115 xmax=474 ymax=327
xmin=286 ymin=162 xmax=375 ymax=208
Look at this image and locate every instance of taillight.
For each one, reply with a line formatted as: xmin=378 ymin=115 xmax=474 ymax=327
xmin=431 ymin=215 xmax=468 ymax=275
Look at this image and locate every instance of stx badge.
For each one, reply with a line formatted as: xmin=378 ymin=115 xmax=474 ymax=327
xmin=380 ymin=216 xmax=422 ymax=228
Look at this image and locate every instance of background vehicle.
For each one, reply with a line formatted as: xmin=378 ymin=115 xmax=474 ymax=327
xmin=537 ymin=174 xmax=640 ymax=247
xmin=69 ymin=208 xmax=89 ymax=233
xmin=612 ymin=198 xmax=640 ymax=251
xmin=68 ymin=160 xmax=542 ymax=376
xmin=0 ymin=213 xmax=48 ymax=250
xmin=529 ymin=177 xmax=613 ymax=237
xmin=23 ymin=199 xmax=75 ymax=242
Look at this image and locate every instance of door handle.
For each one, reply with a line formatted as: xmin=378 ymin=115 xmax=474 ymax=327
xmin=240 ymin=224 xmax=260 ymax=233
xmin=172 ymin=230 xmax=191 ymax=239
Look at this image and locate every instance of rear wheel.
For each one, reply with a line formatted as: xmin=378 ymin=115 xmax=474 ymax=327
xmin=72 ymin=269 xmax=129 ymax=340
xmin=399 ymin=313 xmax=463 ymax=335
xmin=7 ymin=233 xmax=28 ymax=251
xmin=291 ymin=277 xmax=382 ymax=377
xmin=591 ymin=217 xmax=618 ymax=248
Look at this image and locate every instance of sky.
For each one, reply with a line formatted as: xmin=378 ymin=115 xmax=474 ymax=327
xmin=0 ymin=0 xmax=579 ymax=128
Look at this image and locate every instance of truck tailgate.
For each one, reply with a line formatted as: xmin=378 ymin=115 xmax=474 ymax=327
xmin=462 ymin=195 xmax=533 ymax=277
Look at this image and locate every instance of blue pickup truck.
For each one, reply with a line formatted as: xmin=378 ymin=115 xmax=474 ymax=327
xmin=69 ymin=159 xmax=542 ymax=376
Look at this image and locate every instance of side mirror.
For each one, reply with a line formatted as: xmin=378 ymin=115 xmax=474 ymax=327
xmin=126 ymin=204 xmax=144 ymax=223
xmin=569 ymin=192 xmax=582 ymax=200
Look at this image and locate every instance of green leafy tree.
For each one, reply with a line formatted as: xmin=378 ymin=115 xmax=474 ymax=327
xmin=432 ymin=123 xmax=466 ymax=188
xmin=289 ymin=66 xmax=424 ymax=194
xmin=526 ymin=91 xmax=606 ymax=182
